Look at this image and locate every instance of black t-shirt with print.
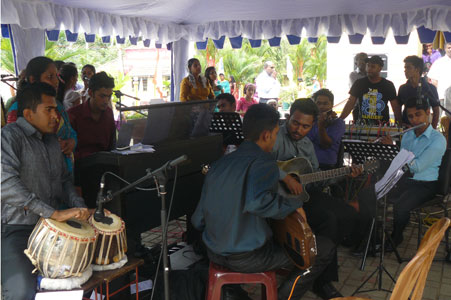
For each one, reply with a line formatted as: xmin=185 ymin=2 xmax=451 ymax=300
xmin=349 ymin=77 xmax=397 ymax=125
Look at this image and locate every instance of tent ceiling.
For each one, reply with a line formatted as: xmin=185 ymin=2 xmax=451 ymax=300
xmin=2 ymin=0 xmax=451 ymax=44
xmin=35 ymin=0 xmax=451 ymax=24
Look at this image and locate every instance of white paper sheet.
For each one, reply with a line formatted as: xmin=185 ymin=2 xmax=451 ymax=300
xmin=375 ymin=148 xmax=415 ymax=199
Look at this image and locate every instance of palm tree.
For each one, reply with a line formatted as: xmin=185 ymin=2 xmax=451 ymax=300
xmin=302 ymin=36 xmax=327 ymax=86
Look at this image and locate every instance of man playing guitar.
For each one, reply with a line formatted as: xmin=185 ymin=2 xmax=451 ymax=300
xmin=192 ymin=104 xmax=335 ymax=300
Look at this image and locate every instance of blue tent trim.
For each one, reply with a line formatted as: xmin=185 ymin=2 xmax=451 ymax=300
xmin=249 ymin=39 xmax=262 ymax=48
xmin=84 ymin=33 xmax=96 ymax=43
xmin=213 ymin=36 xmax=226 ymax=49
xmin=307 ymin=37 xmax=318 ymax=43
xmin=327 ymin=36 xmax=341 ymax=43
xmin=65 ymin=30 xmax=78 ymax=42
xmin=417 ymin=26 xmax=436 ymax=43
xmin=268 ymin=37 xmax=281 ymax=47
xmin=129 ymin=36 xmax=138 ymax=45
xmin=287 ymin=35 xmax=301 ymax=45
xmin=143 ymin=39 xmax=151 ymax=47
xmin=116 ymin=36 xmax=126 ymax=44
xmin=196 ymin=39 xmax=208 ymax=50
xmin=229 ymin=36 xmax=243 ymax=48
xmin=348 ymin=33 xmax=364 ymax=44
xmin=371 ymin=37 xmax=386 ymax=44
xmin=2 ymin=24 xmax=10 ymax=38
xmin=46 ymin=30 xmax=60 ymax=41
xmin=394 ymin=34 xmax=410 ymax=44
xmin=102 ymin=36 xmax=111 ymax=43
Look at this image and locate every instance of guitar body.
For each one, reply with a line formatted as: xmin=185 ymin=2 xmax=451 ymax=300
xmin=271 ymin=209 xmax=317 ymax=270
xmin=277 ymin=157 xmax=313 ymax=203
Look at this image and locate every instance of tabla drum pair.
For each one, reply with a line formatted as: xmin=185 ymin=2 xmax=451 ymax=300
xmin=25 ymin=213 xmax=127 ymax=279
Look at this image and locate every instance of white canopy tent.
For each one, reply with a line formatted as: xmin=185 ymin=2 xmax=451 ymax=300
xmin=2 ymin=0 xmax=451 ymax=100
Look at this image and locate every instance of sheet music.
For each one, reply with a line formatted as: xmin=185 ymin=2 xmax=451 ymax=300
xmin=375 ymin=148 xmax=415 ymax=199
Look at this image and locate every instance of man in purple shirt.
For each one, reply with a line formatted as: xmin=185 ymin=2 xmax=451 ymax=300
xmin=307 ymin=89 xmax=345 ymax=170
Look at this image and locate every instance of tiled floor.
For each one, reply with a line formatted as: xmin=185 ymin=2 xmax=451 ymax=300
xmin=141 ymin=212 xmax=451 ymax=300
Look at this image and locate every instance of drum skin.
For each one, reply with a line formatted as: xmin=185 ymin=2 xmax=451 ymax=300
xmin=89 ymin=213 xmax=127 ymax=265
xmin=25 ymin=218 xmax=97 ymax=278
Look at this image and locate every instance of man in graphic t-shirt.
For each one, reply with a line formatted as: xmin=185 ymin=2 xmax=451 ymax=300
xmin=340 ymin=56 xmax=402 ymax=125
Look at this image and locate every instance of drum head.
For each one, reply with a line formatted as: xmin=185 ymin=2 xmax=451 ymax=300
xmin=45 ymin=218 xmax=96 ymax=239
xmin=89 ymin=213 xmax=123 ymax=233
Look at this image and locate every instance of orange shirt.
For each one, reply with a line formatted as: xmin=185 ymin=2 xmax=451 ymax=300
xmin=180 ymin=76 xmax=214 ymax=102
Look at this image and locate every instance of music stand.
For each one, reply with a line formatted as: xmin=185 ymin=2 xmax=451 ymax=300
xmin=343 ymin=140 xmax=399 ymax=164
xmin=209 ymin=112 xmax=244 ymax=145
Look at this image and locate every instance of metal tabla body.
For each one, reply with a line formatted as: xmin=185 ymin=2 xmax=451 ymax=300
xmin=24 ymin=218 xmax=97 ymax=278
xmin=88 ymin=213 xmax=127 ymax=266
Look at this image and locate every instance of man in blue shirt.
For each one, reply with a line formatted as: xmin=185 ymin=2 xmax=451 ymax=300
xmin=192 ymin=104 xmax=336 ymax=300
xmin=380 ymin=96 xmax=446 ymax=246
xmin=394 ymin=55 xmax=440 ymax=129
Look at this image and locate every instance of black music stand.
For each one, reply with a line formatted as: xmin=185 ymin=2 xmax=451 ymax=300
xmin=209 ymin=112 xmax=244 ymax=145
xmin=343 ymin=140 xmax=399 ymax=164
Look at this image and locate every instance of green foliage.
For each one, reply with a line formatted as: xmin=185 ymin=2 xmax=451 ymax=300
xmin=1 ymin=38 xmax=15 ymax=74
xmin=108 ymin=70 xmax=131 ymax=103
xmin=194 ymin=36 xmax=328 ymax=95
xmin=1 ymin=32 xmax=124 ymax=74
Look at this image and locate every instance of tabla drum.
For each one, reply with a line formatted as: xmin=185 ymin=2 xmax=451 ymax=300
xmin=88 ymin=213 xmax=127 ymax=266
xmin=24 ymin=218 xmax=97 ymax=278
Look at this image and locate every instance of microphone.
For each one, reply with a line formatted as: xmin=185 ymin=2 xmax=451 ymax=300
xmin=1 ymin=77 xmax=19 ymax=82
xmin=113 ymin=90 xmax=141 ymax=101
xmin=94 ymin=174 xmax=113 ymax=224
xmin=1 ymin=74 xmax=13 ymax=78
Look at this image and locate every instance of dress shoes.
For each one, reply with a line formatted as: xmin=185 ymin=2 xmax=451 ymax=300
xmin=313 ymin=281 xmax=343 ymax=300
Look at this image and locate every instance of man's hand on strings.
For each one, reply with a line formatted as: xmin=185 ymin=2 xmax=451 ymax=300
xmin=348 ymin=165 xmax=363 ymax=178
xmin=282 ymin=174 xmax=303 ymax=195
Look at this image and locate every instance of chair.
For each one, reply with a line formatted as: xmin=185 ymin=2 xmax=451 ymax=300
xmin=331 ymin=217 xmax=451 ymax=300
xmin=411 ymin=148 xmax=451 ymax=253
xmin=205 ymin=262 xmax=278 ymax=300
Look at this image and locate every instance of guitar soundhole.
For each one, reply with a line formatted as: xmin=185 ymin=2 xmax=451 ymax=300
xmin=286 ymin=232 xmax=293 ymax=248
xmin=295 ymin=239 xmax=301 ymax=253
xmin=284 ymin=244 xmax=305 ymax=267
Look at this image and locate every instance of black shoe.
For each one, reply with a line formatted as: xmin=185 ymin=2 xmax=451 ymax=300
xmin=313 ymin=282 xmax=343 ymax=300
xmin=221 ymin=285 xmax=251 ymax=300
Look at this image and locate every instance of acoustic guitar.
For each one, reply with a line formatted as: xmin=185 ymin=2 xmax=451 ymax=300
xmin=272 ymin=157 xmax=379 ymax=270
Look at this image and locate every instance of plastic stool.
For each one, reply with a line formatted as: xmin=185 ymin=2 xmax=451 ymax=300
xmin=206 ymin=262 xmax=278 ymax=300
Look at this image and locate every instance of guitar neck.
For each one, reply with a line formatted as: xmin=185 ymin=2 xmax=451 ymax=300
xmin=299 ymin=165 xmax=358 ymax=185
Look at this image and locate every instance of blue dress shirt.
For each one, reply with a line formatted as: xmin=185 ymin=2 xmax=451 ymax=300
xmin=401 ymin=124 xmax=446 ymax=181
xmin=191 ymin=141 xmax=302 ymax=256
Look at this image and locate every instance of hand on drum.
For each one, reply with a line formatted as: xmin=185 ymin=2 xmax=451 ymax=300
xmin=51 ymin=207 xmax=90 ymax=222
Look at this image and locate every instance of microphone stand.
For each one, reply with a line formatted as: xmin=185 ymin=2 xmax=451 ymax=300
xmin=96 ymin=155 xmax=187 ymax=300
xmin=113 ymin=90 xmax=143 ymax=127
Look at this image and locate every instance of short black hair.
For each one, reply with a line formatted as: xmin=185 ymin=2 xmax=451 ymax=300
xmin=17 ymin=82 xmax=57 ymax=117
xmin=404 ymin=55 xmax=424 ymax=76
xmin=312 ymin=88 xmax=334 ymax=105
xmin=290 ymin=98 xmax=319 ymax=120
xmin=88 ymin=71 xmax=115 ymax=92
xmin=216 ymin=93 xmax=235 ymax=105
xmin=82 ymin=64 xmax=96 ymax=74
xmin=243 ymin=103 xmax=280 ymax=142
xmin=406 ymin=97 xmax=430 ymax=112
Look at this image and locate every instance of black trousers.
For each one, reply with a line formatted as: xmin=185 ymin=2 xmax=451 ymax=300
xmin=1 ymin=224 xmax=36 ymax=300
xmin=357 ymin=176 xmax=438 ymax=244
xmin=208 ymin=237 xmax=335 ymax=300
xmin=302 ymin=188 xmax=359 ymax=282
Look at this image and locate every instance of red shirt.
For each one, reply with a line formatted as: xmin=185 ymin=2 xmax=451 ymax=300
xmin=68 ymin=100 xmax=116 ymax=160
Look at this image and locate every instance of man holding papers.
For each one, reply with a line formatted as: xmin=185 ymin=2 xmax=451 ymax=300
xmin=379 ymin=97 xmax=445 ymax=247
